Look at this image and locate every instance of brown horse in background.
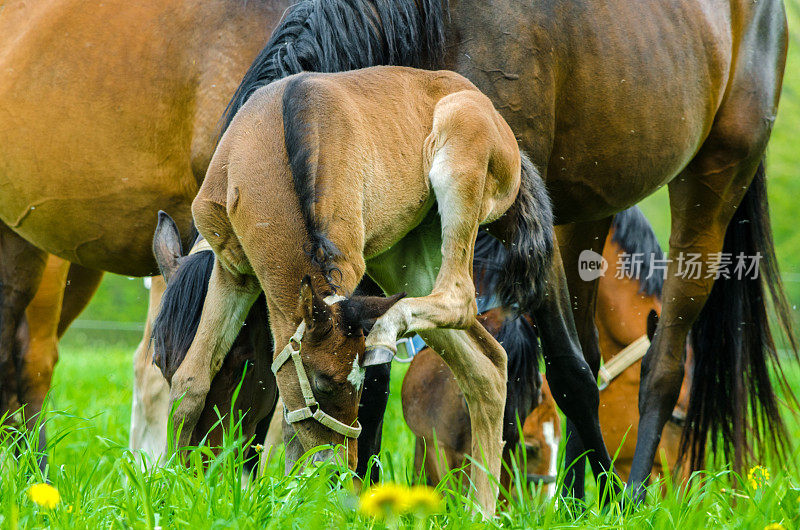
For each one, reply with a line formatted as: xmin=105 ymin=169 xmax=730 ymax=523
xmin=402 ymin=207 xmax=693 ymax=496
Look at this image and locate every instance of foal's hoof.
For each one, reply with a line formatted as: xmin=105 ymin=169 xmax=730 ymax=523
xmin=363 ymin=345 xmax=395 ymax=366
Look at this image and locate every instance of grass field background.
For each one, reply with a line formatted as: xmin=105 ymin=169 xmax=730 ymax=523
xmin=2 ymin=2 xmax=800 ymax=528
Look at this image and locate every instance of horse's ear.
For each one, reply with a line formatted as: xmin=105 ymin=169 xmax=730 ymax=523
xmin=153 ymin=211 xmax=183 ymax=283
xmin=299 ymin=275 xmax=332 ymax=329
xmin=341 ymin=292 xmax=406 ymax=335
xmin=646 ymin=309 xmax=659 ymax=341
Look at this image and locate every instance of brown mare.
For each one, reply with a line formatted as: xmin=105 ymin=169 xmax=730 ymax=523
xmin=0 ymin=0 xmax=294 ymax=460
xmin=0 ymin=0 xmax=456 ymax=477
xmin=403 ymin=207 xmax=694 ymax=496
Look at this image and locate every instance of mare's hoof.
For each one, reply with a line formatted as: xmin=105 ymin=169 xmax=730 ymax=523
xmin=363 ymin=345 xmax=395 ymax=366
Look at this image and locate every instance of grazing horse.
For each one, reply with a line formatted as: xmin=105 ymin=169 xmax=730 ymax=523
xmin=163 ymin=65 xmax=573 ymax=512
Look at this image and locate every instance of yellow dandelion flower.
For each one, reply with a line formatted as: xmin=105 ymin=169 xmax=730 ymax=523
xmin=763 ymin=524 xmax=784 ymax=530
xmin=359 ymin=483 xmax=409 ymax=518
xmin=748 ymin=466 xmax=770 ymax=489
xmin=405 ymin=485 xmax=443 ymax=514
xmin=28 ymin=483 xmax=60 ymax=509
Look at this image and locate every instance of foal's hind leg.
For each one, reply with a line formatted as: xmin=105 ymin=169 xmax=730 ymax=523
xmin=368 ymin=214 xmax=506 ymax=514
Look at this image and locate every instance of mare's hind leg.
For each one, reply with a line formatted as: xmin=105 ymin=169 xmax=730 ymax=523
xmin=0 ymin=222 xmax=47 ymax=417
xmin=168 ymin=260 xmax=260 ymax=450
xmin=368 ymin=214 xmax=506 ymax=514
xmin=628 ymin=153 xmax=763 ymax=494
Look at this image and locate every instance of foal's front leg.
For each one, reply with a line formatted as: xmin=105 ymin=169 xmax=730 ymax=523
xmin=168 ymin=260 xmax=259 ymax=451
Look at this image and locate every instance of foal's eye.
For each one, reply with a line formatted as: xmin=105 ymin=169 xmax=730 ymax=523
xmin=313 ymin=373 xmax=336 ymax=395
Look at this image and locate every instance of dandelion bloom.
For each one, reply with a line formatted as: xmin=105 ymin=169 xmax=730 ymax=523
xmin=405 ymin=486 xmax=443 ymax=514
xmin=763 ymin=524 xmax=784 ymax=530
xmin=28 ymin=483 xmax=60 ymax=509
xmin=747 ymin=466 xmax=770 ymax=489
xmin=359 ymin=483 xmax=409 ymax=518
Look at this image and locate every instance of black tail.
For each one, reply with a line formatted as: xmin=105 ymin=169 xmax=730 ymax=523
xmin=218 ymin=0 xmax=448 ymax=138
xmin=497 ymin=315 xmax=542 ymax=446
xmin=684 ymin=160 xmax=798 ymax=470
xmin=495 ymin=152 xmax=555 ymax=315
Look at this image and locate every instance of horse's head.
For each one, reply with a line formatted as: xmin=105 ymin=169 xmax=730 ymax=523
xmin=277 ymin=276 xmax=404 ymax=471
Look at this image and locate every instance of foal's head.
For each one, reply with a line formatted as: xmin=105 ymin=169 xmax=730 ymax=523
xmin=278 ymin=276 xmax=403 ymax=470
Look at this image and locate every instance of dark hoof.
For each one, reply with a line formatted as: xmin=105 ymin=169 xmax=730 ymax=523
xmin=363 ymin=346 xmax=395 ymax=366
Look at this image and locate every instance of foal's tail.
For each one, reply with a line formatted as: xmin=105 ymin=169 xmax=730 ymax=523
xmin=494 ymin=152 xmax=555 ymax=315
xmin=683 ymin=160 xmax=798 ymax=471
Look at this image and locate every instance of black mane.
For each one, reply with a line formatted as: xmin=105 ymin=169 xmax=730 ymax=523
xmin=611 ymin=206 xmax=665 ymax=298
xmin=152 ymin=248 xmax=215 ymax=381
xmin=218 ymin=0 xmax=448 ymax=137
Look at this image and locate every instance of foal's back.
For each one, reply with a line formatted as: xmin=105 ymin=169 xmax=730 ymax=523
xmin=212 ymin=66 xmax=517 ymax=270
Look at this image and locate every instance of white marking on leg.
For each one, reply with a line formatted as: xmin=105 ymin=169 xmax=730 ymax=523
xmin=347 ymin=356 xmax=366 ymax=390
xmin=542 ymin=421 xmax=560 ymax=499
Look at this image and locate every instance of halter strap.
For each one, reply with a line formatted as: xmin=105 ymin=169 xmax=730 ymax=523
xmin=189 ymin=238 xmax=213 ymax=255
xmin=271 ymin=315 xmax=363 ymax=440
xmin=598 ymin=334 xmax=650 ymax=390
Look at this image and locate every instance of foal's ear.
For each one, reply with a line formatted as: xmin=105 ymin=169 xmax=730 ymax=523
xmin=646 ymin=309 xmax=659 ymax=342
xmin=340 ymin=292 xmax=406 ymax=335
xmin=153 ymin=211 xmax=183 ymax=283
xmin=299 ymin=275 xmax=333 ymax=329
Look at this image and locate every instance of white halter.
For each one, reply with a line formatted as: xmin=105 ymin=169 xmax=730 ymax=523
xmin=270 ymin=295 xmax=362 ymax=439
xmin=597 ymin=334 xmax=650 ymax=390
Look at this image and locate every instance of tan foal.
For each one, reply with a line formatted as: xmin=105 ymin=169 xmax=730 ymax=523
xmin=168 ymin=66 xmax=557 ymax=512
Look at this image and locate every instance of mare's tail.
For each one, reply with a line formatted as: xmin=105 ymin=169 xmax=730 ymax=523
xmin=495 ymin=152 xmax=555 ymax=315
xmin=684 ymin=160 xmax=798 ymax=470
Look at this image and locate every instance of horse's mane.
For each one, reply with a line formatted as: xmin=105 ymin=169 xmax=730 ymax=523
xmin=473 ymin=231 xmax=541 ymax=444
xmin=152 ymin=247 xmax=215 ymax=381
xmin=218 ymin=0 xmax=448 ymax=138
xmin=610 ymin=206 xmax=664 ymax=298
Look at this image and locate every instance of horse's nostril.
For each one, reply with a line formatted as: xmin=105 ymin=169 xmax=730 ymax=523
xmin=311 ymin=448 xmax=335 ymax=463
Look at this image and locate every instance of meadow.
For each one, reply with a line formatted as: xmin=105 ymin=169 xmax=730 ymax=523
xmin=2 ymin=2 xmax=800 ymax=528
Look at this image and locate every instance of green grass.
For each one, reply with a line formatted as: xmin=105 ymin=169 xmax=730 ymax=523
xmin=3 ymin=2 xmax=800 ymax=528
xmin=2 ymin=343 xmax=800 ymax=528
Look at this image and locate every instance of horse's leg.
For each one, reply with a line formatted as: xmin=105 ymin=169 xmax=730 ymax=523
xmin=168 ymin=260 xmax=260 ymax=450
xmin=0 ymin=222 xmax=47 ymax=416
xmin=555 ymin=219 xmax=612 ymax=497
xmin=130 ymin=276 xmax=170 ymax=463
xmin=19 ymin=255 xmax=70 ymax=471
xmin=368 ymin=215 xmax=505 ymax=514
xmin=356 ymin=362 xmax=392 ymax=484
xmin=56 ymin=263 xmax=104 ymax=338
xmin=531 ymin=243 xmax=615 ymax=500
xmin=628 ymin=152 xmax=765 ymax=495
